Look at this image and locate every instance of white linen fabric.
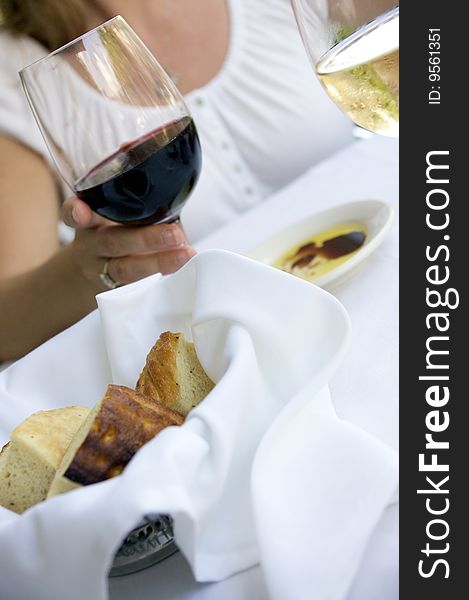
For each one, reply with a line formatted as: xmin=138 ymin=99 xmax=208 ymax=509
xmin=0 ymin=250 xmax=397 ymax=600
xmin=0 ymin=0 xmax=353 ymax=241
xmin=102 ymin=137 xmax=399 ymax=600
xmin=190 ymin=136 xmax=400 ymax=600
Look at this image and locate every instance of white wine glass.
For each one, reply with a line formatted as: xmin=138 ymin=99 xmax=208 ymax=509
xmin=19 ymin=16 xmax=202 ymax=224
xmin=291 ymin=0 xmax=399 ymax=137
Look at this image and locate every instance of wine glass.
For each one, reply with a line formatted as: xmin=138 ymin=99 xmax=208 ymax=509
xmin=19 ymin=16 xmax=201 ymax=225
xmin=291 ymin=0 xmax=399 ymax=137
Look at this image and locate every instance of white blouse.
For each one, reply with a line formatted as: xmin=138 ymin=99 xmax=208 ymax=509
xmin=0 ymin=0 xmax=353 ymax=241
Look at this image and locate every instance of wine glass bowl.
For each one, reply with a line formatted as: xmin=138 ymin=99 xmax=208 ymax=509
xmin=19 ymin=16 xmax=201 ymax=224
xmin=291 ymin=0 xmax=399 ymax=137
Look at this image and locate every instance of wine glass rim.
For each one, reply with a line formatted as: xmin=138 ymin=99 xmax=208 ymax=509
xmin=19 ymin=15 xmax=126 ymax=75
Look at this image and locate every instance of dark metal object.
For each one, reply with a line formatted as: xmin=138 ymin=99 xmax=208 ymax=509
xmin=109 ymin=515 xmax=178 ymax=577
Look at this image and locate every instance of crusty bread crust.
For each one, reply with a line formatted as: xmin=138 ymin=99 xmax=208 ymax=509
xmin=137 ymin=332 xmax=214 ymax=415
xmin=57 ymin=385 xmax=184 ymax=488
xmin=136 ymin=332 xmax=182 ymax=409
xmin=0 ymin=442 xmax=10 ymax=459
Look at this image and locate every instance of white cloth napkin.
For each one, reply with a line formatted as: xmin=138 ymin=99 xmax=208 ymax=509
xmin=0 ymin=250 xmax=398 ymax=600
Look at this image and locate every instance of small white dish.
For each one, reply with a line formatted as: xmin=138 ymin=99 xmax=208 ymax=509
xmin=246 ymin=199 xmax=394 ymax=289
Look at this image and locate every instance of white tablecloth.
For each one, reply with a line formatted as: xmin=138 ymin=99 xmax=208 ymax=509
xmin=109 ymin=136 xmax=399 ymax=600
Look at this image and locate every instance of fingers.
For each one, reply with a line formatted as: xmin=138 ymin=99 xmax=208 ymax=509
xmin=68 ymin=206 xmax=194 ymax=290
xmin=91 ymin=222 xmax=189 ymax=258
xmin=62 ymin=197 xmax=111 ymax=229
xmin=106 ymin=246 xmax=196 ymax=285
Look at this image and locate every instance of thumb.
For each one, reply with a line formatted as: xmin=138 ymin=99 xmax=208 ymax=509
xmin=62 ymin=197 xmax=113 ymax=229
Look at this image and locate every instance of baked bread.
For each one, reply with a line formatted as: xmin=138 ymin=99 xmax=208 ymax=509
xmin=136 ymin=332 xmax=214 ymax=416
xmin=0 ymin=407 xmax=89 ymax=514
xmin=48 ymin=384 xmax=184 ymax=497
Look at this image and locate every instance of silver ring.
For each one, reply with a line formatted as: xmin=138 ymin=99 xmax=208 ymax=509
xmin=99 ymin=259 xmax=120 ymax=290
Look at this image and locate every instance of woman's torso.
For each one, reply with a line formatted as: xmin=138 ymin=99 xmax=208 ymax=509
xmin=0 ymin=0 xmax=353 ymax=241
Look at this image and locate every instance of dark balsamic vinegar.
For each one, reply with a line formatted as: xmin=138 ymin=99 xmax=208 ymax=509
xmin=75 ymin=116 xmax=201 ymax=224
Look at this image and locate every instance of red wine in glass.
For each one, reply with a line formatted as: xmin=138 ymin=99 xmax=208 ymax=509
xmin=19 ymin=17 xmax=201 ymax=226
xmin=75 ymin=117 xmax=201 ymax=224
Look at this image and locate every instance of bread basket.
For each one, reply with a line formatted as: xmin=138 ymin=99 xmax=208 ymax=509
xmin=109 ymin=514 xmax=178 ymax=577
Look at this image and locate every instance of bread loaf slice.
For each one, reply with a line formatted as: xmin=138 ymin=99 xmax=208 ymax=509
xmin=0 ymin=407 xmax=89 ymax=514
xmin=136 ymin=332 xmax=214 ymax=416
xmin=48 ymin=384 xmax=184 ymax=497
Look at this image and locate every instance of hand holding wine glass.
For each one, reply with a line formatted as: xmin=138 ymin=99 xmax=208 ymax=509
xmin=63 ymin=200 xmax=195 ymax=287
xmin=0 ymin=15 xmax=205 ymax=360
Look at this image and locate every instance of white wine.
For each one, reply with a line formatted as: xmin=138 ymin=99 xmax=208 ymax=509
xmin=316 ymin=7 xmax=399 ymax=137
